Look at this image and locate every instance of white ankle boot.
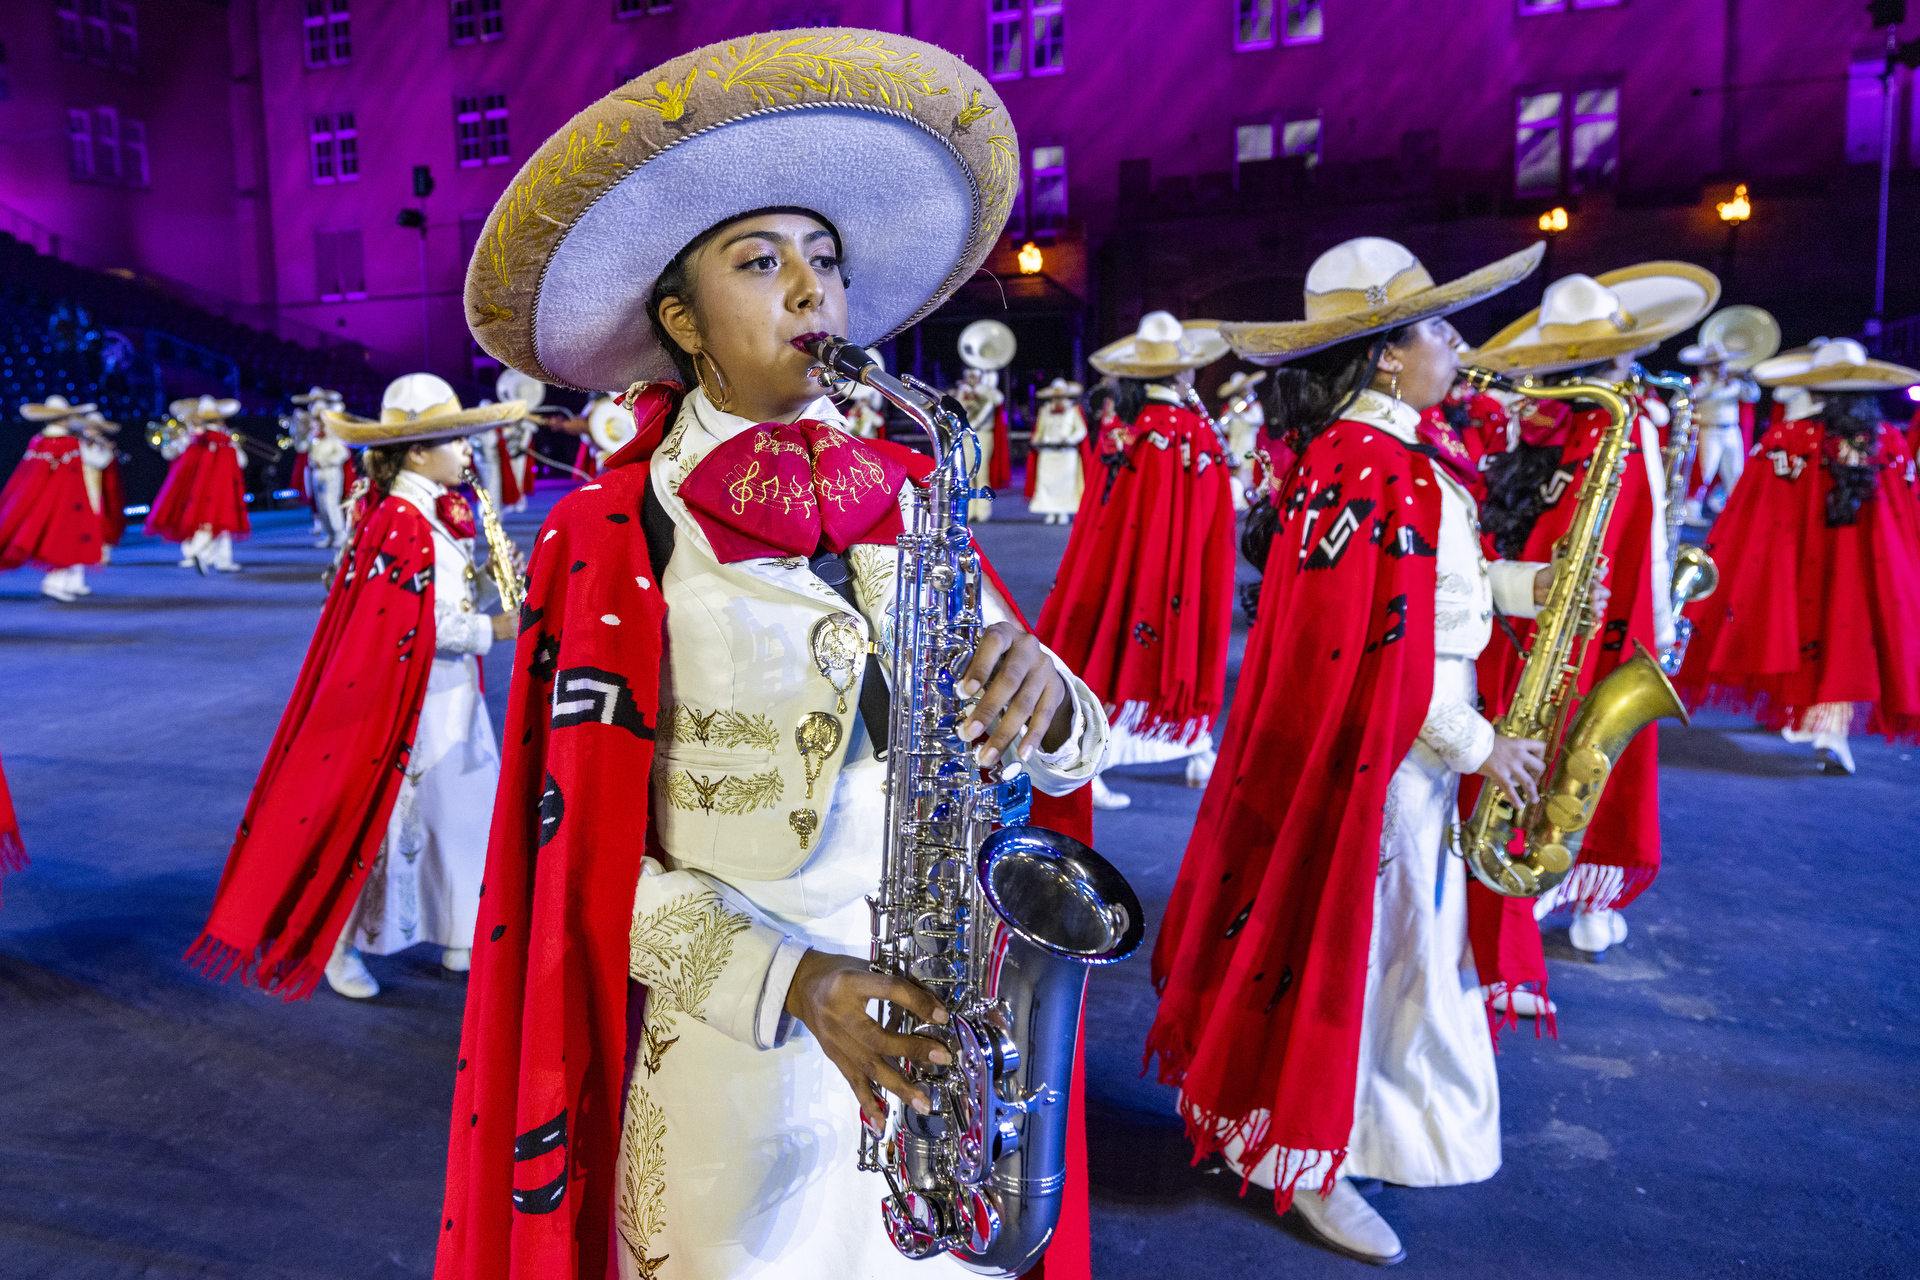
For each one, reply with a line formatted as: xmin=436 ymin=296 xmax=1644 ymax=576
xmin=1570 ymin=906 xmax=1628 ymax=955
xmin=1289 ymin=1177 xmax=1405 ymax=1266
xmin=1491 ymin=987 xmax=1558 ymax=1019
xmin=442 ymin=947 xmax=471 ymax=973
xmin=1185 ymin=747 xmax=1217 ymax=788
xmin=1090 ymin=776 xmax=1132 ymax=810
xmin=324 ymin=933 xmax=379 ymax=999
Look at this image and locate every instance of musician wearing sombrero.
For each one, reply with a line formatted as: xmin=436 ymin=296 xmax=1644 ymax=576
xmin=1147 ymin=236 xmax=1570 ymax=1266
xmin=1034 ymin=312 xmax=1236 ymax=807
xmin=1215 ymin=369 xmax=1267 ymax=511
xmin=1026 ymin=376 xmax=1087 ymax=524
xmin=1470 ymin=262 xmax=1720 ymax=962
xmin=187 ymin=374 xmax=523 ymax=1002
xmin=1674 ymin=338 xmax=1920 ymax=774
xmin=145 ymin=394 xmax=252 ymax=573
xmin=0 ymin=395 xmax=107 ymax=602
xmin=77 ymin=411 xmax=128 ymax=563
xmin=1678 ymin=310 xmax=1773 ymax=526
xmin=290 ymin=386 xmax=353 ymax=549
xmin=435 ymin=30 xmax=1108 ymax=1280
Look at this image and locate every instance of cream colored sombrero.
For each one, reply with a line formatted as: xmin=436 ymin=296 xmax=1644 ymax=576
xmin=1091 ymin=312 xmax=1229 ymax=378
xmin=1224 ymin=238 xmax=1545 ymax=365
xmin=321 ymin=374 xmax=525 ymax=446
xmin=1217 ymin=370 xmax=1267 ymax=402
xmin=20 ymin=395 xmax=98 ymax=422
xmin=79 ymin=411 xmax=121 ymax=435
xmin=466 ymin=28 xmax=1019 ymax=393
xmin=290 ymin=386 xmax=343 ymax=407
xmin=1678 ymin=305 xmax=1780 ymax=369
xmin=1753 ymin=337 xmax=1920 ymax=391
xmin=170 ymin=395 xmax=242 ymax=424
xmin=1469 ymin=262 xmax=1721 ymax=375
xmin=1036 ymin=377 xmax=1084 ymax=399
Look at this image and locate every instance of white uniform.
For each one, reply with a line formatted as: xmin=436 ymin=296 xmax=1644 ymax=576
xmin=953 ymin=372 xmax=1001 ymax=523
xmin=1220 ymin=399 xmax=1264 ymax=512
xmin=610 ymin=389 xmax=1106 ymax=1280
xmin=1691 ymin=368 xmax=1758 ymax=518
xmin=343 ymin=470 xmax=499 ymax=957
xmin=1027 ymin=399 xmax=1086 ymax=520
xmin=308 ymin=428 xmax=350 ymax=549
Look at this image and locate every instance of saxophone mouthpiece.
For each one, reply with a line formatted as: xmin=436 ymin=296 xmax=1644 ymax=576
xmin=1459 ymin=366 xmax=1518 ymax=395
xmin=793 ymin=333 xmax=877 ymax=384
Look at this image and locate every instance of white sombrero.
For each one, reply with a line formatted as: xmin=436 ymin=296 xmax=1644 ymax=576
xmin=1224 ymin=237 xmax=1545 ymax=364
xmin=1468 ymin=262 xmax=1721 ymax=375
xmin=1036 ymin=377 xmax=1083 ymax=399
xmin=321 ymin=374 xmax=525 ymax=446
xmin=1753 ymin=338 xmax=1920 ymax=391
xmin=466 ymin=28 xmax=1018 ymax=393
xmin=290 ymin=386 xmax=344 ymax=407
xmin=170 ymin=395 xmax=242 ymax=423
xmin=1090 ymin=312 xmax=1229 ymax=378
xmin=20 ymin=395 xmax=98 ymax=422
xmin=1217 ymin=370 xmax=1267 ymax=401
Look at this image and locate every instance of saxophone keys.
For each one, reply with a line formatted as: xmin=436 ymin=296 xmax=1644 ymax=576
xmin=1534 ymin=841 xmax=1574 ymax=874
xmin=1545 ymin=793 xmax=1592 ymax=831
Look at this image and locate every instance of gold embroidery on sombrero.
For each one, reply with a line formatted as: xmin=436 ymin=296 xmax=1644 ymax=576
xmin=628 ymin=67 xmax=699 ymax=122
xmin=471 ymin=121 xmax=629 ymax=329
xmin=955 ymin=87 xmax=993 ymax=130
xmin=665 ymin=769 xmax=785 ymax=815
xmin=705 ymin=32 xmax=950 ymax=110
xmin=617 ymin=1080 xmax=670 ymax=1279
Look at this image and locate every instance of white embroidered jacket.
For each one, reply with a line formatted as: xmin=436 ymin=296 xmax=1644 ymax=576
xmin=389 ymin=470 xmax=495 ymax=661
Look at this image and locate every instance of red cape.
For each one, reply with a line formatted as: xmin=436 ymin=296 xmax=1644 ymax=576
xmin=0 ymin=434 xmax=103 ymax=571
xmin=438 ymin=393 xmax=1092 ymax=1280
xmin=1146 ymin=419 xmax=1441 ymax=1206
xmin=1675 ymin=416 xmax=1920 ymax=739
xmin=1036 ymin=402 xmax=1235 ymax=742
xmin=0 ymin=749 xmax=24 ymax=907
xmin=497 ymin=429 xmax=524 ymax=507
xmin=1476 ymin=400 xmax=1666 ymax=910
xmin=146 ymin=430 xmax=251 ymax=541
xmin=98 ymin=456 xmax=126 ymax=547
xmin=186 ymin=494 xmax=437 ymax=996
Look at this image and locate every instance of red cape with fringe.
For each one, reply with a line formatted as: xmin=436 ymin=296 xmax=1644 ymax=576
xmin=1036 ymin=401 xmax=1235 ymax=744
xmin=990 ymin=404 xmax=1012 ymax=491
xmin=437 ymin=388 xmax=1092 ymax=1280
xmin=0 ymin=749 xmax=24 ymax=907
xmin=1674 ymin=415 xmax=1920 ymax=740
xmin=146 ymin=429 xmax=251 ymax=541
xmin=1146 ymin=419 xmax=1441 ymax=1206
xmin=98 ymin=455 xmax=126 ymax=547
xmin=187 ymin=494 xmax=436 ymax=996
xmin=0 ymin=433 xmax=102 ymax=571
xmin=1475 ymin=399 xmax=1666 ymax=910
xmin=497 ymin=430 xmax=525 ymax=507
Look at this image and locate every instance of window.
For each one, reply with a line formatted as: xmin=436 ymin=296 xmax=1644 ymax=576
xmin=1515 ymin=91 xmax=1563 ymax=195
xmin=1236 ymin=122 xmax=1276 ymax=163
xmin=82 ymin=0 xmax=110 ymax=63
xmin=484 ymin=94 xmax=509 ymax=162
xmin=615 ymin=0 xmax=673 ymax=14
xmin=988 ymin=0 xmax=1022 ymax=81
xmin=314 ymin=229 xmax=367 ymax=302
xmin=109 ymin=2 xmax=136 ymax=70
xmin=68 ymin=109 xmax=93 ymax=178
xmin=122 ymin=119 xmax=147 ymax=186
xmin=1519 ymin=0 xmax=1621 ymax=11
xmin=57 ymin=4 xmax=84 ymax=57
xmin=1030 ymin=0 xmax=1064 ymax=75
xmin=1029 ymin=144 xmax=1066 ymax=233
xmin=1281 ymin=0 xmax=1323 ymax=45
xmin=1847 ymin=59 xmax=1893 ymax=163
xmin=93 ymin=107 xmax=120 ymax=183
xmin=456 ymin=97 xmax=484 ymax=166
xmin=1570 ymin=87 xmax=1618 ymax=190
xmin=311 ymin=112 xmax=357 ymax=184
xmin=452 ymin=0 xmax=504 ymax=45
xmin=1282 ymin=115 xmax=1322 ymax=167
xmin=457 ymin=94 xmax=509 ymax=166
xmin=1236 ymin=0 xmax=1275 ymax=50
xmin=304 ymin=0 xmax=351 ymax=68
xmin=311 ymin=116 xmax=335 ymax=183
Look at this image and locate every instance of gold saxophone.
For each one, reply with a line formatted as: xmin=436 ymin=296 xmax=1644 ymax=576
xmin=463 ymin=467 xmax=525 ymax=615
xmin=1458 ymin=368 xmax=1691 ymax=898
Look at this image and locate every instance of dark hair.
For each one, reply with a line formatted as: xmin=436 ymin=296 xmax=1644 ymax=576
xmin=1088 ymin=377 xmax=1150 ymax=427
xmin=1823 ymin=391 xmax=1886 ymax=528
xmin=1480 ymin=441 xmax=1565 ymax=559
xmin=1261 ymin=324 xmax=1411 ymax=454
xmin=646 ymin=207 xmax=847 ymax=389
xmin=360 ymin=441 xmax=413 ymax=497
xmin=1239 ymin=491 xmax=1279 ymax=574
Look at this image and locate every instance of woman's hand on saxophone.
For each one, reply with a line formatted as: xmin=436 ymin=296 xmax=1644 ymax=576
xmin=954 ymin=622 xmax=1074 ymax=767
xmin=785 ymin=949 xmax=952 ymax=1126
xmin=1478 ymin=735 xmax=1548 ymax=808
xmin=1533 ymin=564 xmax=1612 ymax=619
xmin=491 ymin=612 xmax=519 ymax=642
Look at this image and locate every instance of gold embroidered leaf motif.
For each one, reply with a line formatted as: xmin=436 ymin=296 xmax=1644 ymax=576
xmin=617 ymin=1081 xmax=670 ymax=1278
xmin=667 ymin=705 xmax=782 ymax=750
xmin=664 ymin=768 xmax=784 ymax=815
xmin=472 ymin=121 xmax=627 ymax=324
xmin=640 ymin=1013 xmax=680 ymax=1075
xmin=955 ymin=87 xmax=995 ymax=130
xmin=706 ymin=32 xmax=951 ymax=112
xmin=629 ymin=890 xmax=752 ymax=1019
xmin=624 ymin=67 xmax=699 ymax=122
xmin=980 ymin=134 xmax=1018 ymax=235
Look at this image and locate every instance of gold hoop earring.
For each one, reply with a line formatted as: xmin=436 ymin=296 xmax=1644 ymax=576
xmin=693 ymin=351 xmax=730 ymax=412
xmin=1389 ymin=371 xmax=1400 ymax=403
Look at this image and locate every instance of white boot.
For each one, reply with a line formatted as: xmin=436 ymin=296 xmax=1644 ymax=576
xmin=1813 ymin=730 xmax=1855 ymax=775
xmin=1090 ymin=775 xmax=1132 ymax=811
xmin=98 ymin=544 xmax=112 ymax=565
xmin=40 ymin=569 xmax=77 ymax=602
xmin=1490 ymin=987 xmax=1558 ymax=1019
xmin=1289 ymin=1177 xmax=1405 ymax=1266
xmin=210 ymin=532 xmax=242 ymax=572
xmin=442 ymin=947 xmax=472 ymax=973
xmin=1185 ymin=746 xmax=1217 ymax=788
xmin=179 ymin=528 xmax=212 ymax=569
xmin=68 ymin=565 xmax=92 ymax=596
xmin=1570 ymin=906 xmax=1628 ymax=955
xmin=324 ymin=931 xmax=379 ymax=999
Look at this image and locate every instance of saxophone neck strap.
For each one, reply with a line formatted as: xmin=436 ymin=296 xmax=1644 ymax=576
xmin=808 ymin=545 xmax=892 ymax=761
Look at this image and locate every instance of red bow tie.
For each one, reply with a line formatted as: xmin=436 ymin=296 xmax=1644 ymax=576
xmin=678 ymin=419 xmax=908 ymax=562
xmin=1416 ymin=407 xmax=1487 ymax=503
xmin=436 ymin=491 xmax=476 ymax=539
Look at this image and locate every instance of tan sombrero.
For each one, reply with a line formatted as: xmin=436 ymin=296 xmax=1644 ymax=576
xmin=1753 ymin=338 xmax=1920 ymax=391
xmin=322 ymin=374 xmax=525 ymax=446
xmin=79 ymin=411 xmax=121 ymax=435
xmin=1469 ymin=262 xmax=1721 ymax=376
xmin=1036 ymin=377 xmax=1084 ymax=399
xmin=1678 ymin=305 xmax=1780 ymax=369
xmin=1217 ymin=370 xmax=1267 ymax=402
xmin=1091 ymin=312 xmax=1229 ymax=378
xmin=466 ymin=27 xmax=1018 ymax=393
xmin=1224 ymin=237 xmax=1545 ymax=365
xmin=171 ymin=395 xmax=242 ymax=423
xmin=290 ymin=385 xmax=343 ymax=406
xmin=20 ymin=395 xmax=98 ymax=422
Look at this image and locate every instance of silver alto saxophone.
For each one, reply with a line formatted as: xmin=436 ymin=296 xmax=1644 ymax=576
xmin=798 ymin=336 xmax=1145 ymax=1276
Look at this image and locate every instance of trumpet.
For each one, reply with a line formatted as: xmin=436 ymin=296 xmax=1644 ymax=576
xmin=463 ymin=466 xmax=524 ymax=614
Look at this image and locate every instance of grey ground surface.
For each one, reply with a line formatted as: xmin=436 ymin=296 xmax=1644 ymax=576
xmin=0 ymin=482 xmax=1914 ymax=1278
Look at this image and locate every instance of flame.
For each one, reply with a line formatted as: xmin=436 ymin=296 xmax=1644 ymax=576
xmin=1017 ymin=241 xmax=1043 ymax=275
xmin=1537 ymin=207 xmax=1569 ymax=234
xmin=1716 ymin=184 xmax=1751 ymax=224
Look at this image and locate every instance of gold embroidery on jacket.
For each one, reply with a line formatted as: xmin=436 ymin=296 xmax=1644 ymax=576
xmin=665 ymin=768 xmax=784 ymax=814
xmin=629 ymin=890 xmax=753 ymax=1020
xmin=617 ymin=1081 xmax=671 ymax=1279
xmin=640 ymin=1015 xmax=680 ymax=1076
xmin=662 ymin=706 xmax=779 ymax=751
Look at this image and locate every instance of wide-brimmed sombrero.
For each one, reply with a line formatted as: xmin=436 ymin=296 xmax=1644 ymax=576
xmin=1678 ymin=305 xmax=1780 ymax=369
xmin=321 ymin=374 xmax=524 ymax=446
xmin=79 ymin=411 xmax=121 ymax=435
xmin=465 ymin=28 xmax=1018 ymax=393
xmin=1468 ymin=262 xmax=1720 ymax=376
xmin=1753 ymin=337 xmax=1920 ymax=391
xmin=1217 ymin=370 xmax=1267 ymax=402
xmin=171 ymin=395 xmax=242 ymax=423
xmin=20 ymin=395 xmax=98 ymax=422
xmin=1091 ymin=312 xmax=1228 ymax=378
xmin=290 ymin=386 xmax=343 ymax=407
xmin=1223 ymin=238 xmax=1545 ymax=365
xmin=1037 ymin=377 xmax=1083 ymax=399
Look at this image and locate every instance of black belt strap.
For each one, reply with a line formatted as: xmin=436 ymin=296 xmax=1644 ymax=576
xmin=807 ymin=548 xmax=891 ymax=759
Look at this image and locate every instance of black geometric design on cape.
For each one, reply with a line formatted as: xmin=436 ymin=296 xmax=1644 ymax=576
xmin=520 ymin=600 xmax=545 ymax=631
xmin=1133 ymin=620 xmax=1159 ymax=647
xmin=1601 ymin=618 xmax=1629 ymax=653
xmin=605 ymin=512 xmax=630 ymax=524
xmin=1381 ymin=518 xmax=1438 ymax=559
xmin=1282 ymin=483 xmax=1310 ymax=521
xmin=1303 ymin=496 xmax=1377 ymax=571
xmin=1377 ymin=593 xmax=1408 ymax=650
xmin=511 ymin=1167 xmax=567 ymax=1215
xmin=1264 ymin=964 xmax=1294 ymax=1014
xmin=527 ymin=632 xmax=559 ymax=683
xmin=1800 ymin=638 xmax=1822 ymax=662
xmin=514 ymin=1109 xmax=568 ymax=1161
xmin=539 ymin=772 xmax=564 ymax=847
xmin=550 ymin=666 xmax=655 ymax=739
xmin=1223 ymin=901 xmax=1252 ymax=939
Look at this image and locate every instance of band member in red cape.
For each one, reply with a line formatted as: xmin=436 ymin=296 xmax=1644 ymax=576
xmin=1035 ymin=312 xmax=1234 ymax=809
xmin=146 ymin=395 xmax=251 ymax=573
xmin=78 ymin=411 xmax=127 ymax=563
xmin=840 ymin=345 xmax=890 ymax=440
xmin=186 ymin=373 xmax=524 ymax=1000
xmin=496 ymin=370 xmax=553 ymax=512
xmin=438 ymin=31 xmax=1107 ymax=1280
xmin=1468 ymin=263 xmax=1719 ymax=962
xmin=0 ymin=748 xmax=22 ymax=905
xmin=1145 ymin=236 xmax=1565 ymax=1266
xmin=1674 ymin=338 xmax=1920 ymax=774
xmin=1027 ymin=377 xmax=1087 ymax=524
xmin=290 ymin=387 xmax=353 ymax=549
xmin=1216 ymin=370 xmax=1267 ymax=512
xmin=0 ymin=396 xmax=106 ymax=602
